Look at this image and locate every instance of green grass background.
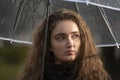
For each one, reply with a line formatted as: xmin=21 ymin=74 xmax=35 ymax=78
xmin=0 ymin=43 xmax=30 ymax=80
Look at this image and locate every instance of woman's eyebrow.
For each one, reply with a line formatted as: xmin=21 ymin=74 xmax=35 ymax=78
xmin=55 ymin=31 xmax=80 ymax=36
xmin=71 ymin=31 xmax=80 ymax=34
xmin=55 ymin=33 xmax=66 ymax=37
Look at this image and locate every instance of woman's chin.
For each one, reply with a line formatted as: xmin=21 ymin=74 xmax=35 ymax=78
xmin=64 ymin=56 xmax=76 ymax=62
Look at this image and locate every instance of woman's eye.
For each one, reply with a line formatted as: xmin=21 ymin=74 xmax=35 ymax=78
xmin=72 ymin=34 xmax=80 ymax=39
xmin=56 ymin=36 xmax=64 ymax=41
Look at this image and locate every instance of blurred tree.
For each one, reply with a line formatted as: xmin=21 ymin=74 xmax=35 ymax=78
xmin=0 ymin=40 xmax=30 ymax=80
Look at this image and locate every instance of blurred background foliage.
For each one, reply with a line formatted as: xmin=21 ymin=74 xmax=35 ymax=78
xmin=0 ymin=40 xmax=31 ymax=80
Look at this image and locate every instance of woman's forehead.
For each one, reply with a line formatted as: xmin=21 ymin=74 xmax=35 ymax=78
xmin=51 ymin=20 xmax=79 ymax=35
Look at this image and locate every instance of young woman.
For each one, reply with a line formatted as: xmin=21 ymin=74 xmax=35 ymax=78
xmin=18 ymin=8 xmax=111 ymax=80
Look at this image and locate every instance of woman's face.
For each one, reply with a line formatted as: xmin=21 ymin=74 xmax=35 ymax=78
xmin=50 ymin=20 xmax=81 ymax=64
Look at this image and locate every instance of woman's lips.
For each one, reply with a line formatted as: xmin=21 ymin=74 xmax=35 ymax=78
xmin=65 ymin=50 xmax=75 ymax=55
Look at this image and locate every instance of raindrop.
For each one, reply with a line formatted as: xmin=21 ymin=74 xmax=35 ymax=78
xmin=1 ymin=17 xmax=6 ymax=24
xmin=106 ymin=3 xmax=110 ymax=6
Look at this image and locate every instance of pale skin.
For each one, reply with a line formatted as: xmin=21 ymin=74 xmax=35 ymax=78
xmin=50 ymin=20 xmax=81 ymax=64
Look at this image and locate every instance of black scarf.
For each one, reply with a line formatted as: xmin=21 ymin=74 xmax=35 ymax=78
xmin=44 ymin=63 xmax=75 ymax=80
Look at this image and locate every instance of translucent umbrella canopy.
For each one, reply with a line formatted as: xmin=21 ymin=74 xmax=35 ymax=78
xmin=64 ymin=0 xmax=120 ymax=11
xmin=0 ymin=0 xmax=120 ymax=47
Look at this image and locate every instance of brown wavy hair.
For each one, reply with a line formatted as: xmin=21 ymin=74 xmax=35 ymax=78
xmin=17 ymin=8 xmax=111 ymax=80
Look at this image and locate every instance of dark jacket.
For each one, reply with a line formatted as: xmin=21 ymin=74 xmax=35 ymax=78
xmin=44 ymin=63 xmax=75 ymax=80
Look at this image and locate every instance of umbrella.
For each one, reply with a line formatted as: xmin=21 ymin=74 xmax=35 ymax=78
xmin=0 ymin=0 xmax=120 ymax=48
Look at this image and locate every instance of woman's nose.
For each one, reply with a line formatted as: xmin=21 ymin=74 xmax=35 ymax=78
xmin=66 ymin=37 xmax=74 ymax=48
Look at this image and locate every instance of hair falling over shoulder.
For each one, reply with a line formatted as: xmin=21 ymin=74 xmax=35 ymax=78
xmin=17 ymin=8 xmax=112 ymax=80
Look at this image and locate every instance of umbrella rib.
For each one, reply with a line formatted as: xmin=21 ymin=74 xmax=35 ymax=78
xmin=74 ymin=2 xmax=80 ymax=13
xmin=11 ymin=0 xmax=25 ymax=43
xmin=0 ymin=37 xmax=32 ymax=44
xmin=96 ymin=44 xmax=120 ymax=47
xmin=98 ymin=7 xmax=119 ymax=48
xmin=62 ymin=0 xmax=86 ymax=3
